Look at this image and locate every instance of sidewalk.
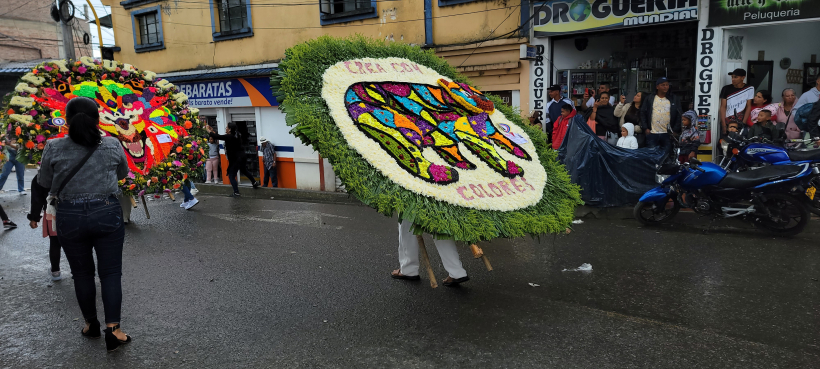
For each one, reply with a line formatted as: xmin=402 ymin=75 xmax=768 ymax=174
xmin=194 ymin=183 xmax=362 ymax=206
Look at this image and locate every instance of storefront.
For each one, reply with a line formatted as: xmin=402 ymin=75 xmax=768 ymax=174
xmin=696 ymin=0 xmax=820 ymax=161
xmin=163 ymin=66 xmax=335 ymax=190
xmin=529 ymin=0 xmax=711 ymax=160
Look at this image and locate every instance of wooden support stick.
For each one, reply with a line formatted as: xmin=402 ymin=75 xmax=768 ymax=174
xmin=140 ymin=195 xmax=151 ymax=219
xmin=470 ymin=244 xmax=493 ymax=271
xmin=168 ymin=192 xmax=175 ymax=201
xmin=482 ymin=255 xmax=493 ymax=271
xmin=129 ymin=197 xmax=136 ymax=208
xmin=416 ymin=235 xmax=438 ymax=288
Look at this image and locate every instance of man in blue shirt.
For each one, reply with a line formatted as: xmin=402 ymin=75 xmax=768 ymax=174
xmin=545 ymin=85 xmax=574 ymax=142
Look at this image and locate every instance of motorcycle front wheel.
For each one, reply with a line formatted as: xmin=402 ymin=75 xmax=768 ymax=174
xmin=634 ymin=198 xmax=681 ymax=226
xmin=753 ymin=193 xmax=809 ymax=236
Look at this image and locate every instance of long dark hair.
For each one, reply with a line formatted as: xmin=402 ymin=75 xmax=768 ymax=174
xmin=66 ymin=97 xmax=101 ymax=147
xmin=757 ymin=89 xmax=772 ymax=105
xmin=227 ymin=122 xmax=248 ymax=145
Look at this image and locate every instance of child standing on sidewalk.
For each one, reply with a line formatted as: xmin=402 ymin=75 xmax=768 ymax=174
xmin=27 ymin=175 xmax=61 ymax=280
xmin=206 ymin=136 xmax=220 ymax=184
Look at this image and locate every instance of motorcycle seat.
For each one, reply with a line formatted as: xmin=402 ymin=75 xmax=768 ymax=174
xmin=718 ymin=165 xmax=804 ymax=189
xmin=787 ymin=149 xmax=820 ymax=162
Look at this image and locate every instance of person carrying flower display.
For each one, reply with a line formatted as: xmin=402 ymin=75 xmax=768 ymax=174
xmin=0 ymin=133 xmax=26 ymax=195
xmin=271 ymin=37 xmax=581 ymax=288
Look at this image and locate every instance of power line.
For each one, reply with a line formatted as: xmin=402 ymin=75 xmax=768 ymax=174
xmin=457 ymin=4 xmax=520 ymax=68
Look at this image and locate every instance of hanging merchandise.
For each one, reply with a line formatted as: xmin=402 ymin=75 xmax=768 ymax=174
xmin=271 ymin=36 xmax=582 ymax=242
xmin=1 ymin=57 xmax=208 ymax=198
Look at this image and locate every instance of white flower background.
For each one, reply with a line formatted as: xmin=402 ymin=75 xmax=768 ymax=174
xmin=321 ymin=57 xmax=547 ymax=211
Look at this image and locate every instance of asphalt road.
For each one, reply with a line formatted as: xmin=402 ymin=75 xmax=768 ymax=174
xmin=1 ymin=190 xmax=819 ymax=368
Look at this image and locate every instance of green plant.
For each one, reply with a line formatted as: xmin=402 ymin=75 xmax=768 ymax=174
xmin=272 ymin=36 xmax=581 ymax=242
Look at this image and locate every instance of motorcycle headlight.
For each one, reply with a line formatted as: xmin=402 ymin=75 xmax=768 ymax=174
xmin=656 ymin=174 xmax=670 ymax=184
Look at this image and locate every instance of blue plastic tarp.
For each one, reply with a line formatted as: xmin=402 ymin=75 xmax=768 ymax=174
xmin=557 ymin=116 xmax=666 ymax=207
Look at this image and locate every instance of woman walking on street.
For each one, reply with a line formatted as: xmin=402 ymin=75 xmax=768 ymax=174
xmin=206 ymin=123 xmax=259 ymax=196
xmin=38 ymin=97 xmax=132 ymax=352
xmin=28 ymin=175 xmax=63 ymax=280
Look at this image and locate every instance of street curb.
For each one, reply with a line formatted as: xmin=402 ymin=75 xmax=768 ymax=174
xmin=575 ymin=205 xmax=635 ymax=220
xmin=195 ymin=183 xmax=363 ymax=206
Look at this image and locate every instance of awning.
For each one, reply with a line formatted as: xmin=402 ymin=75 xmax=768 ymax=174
xmin=161 ymin=67 xmax=276 ymax=83
xmin=88 ymin=14 xmax=113 ymax=29
xmin=0 ymin=59 xmax=51 ymax=75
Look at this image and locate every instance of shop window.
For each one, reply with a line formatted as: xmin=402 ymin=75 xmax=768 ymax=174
xmin=438 ymin=0 xmax=483 ymax=6
xmin=727 ymin=36 xmax=743 ymax=60
xmin=210 ymin=0 xmax=254 ymax=42
xmin=130 ymin=6 xmax=164 ymax=53
xmin=319 ymin=0 xmax=377 ymax=26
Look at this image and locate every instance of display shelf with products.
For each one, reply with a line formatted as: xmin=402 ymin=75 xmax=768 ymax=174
xmin=557 ymin=69 xmax=626 ymax=107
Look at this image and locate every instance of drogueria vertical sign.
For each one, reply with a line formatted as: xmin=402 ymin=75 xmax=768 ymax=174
xmin=533 ymin=0 xmax=699 ymax=37
xmin=708 ymin=0 xmax=820 ymax=27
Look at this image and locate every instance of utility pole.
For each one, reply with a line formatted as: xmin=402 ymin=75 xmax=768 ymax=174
xmin=57 ymin=0 xmax=76 ymax=60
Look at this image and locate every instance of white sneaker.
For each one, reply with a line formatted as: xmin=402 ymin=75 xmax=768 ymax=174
xmin=51 ymin=271 xmax=62 ymax=281
xmin=180 ymin=200 xmax=189 ymax=208
xmin=184 ymin=198 xmax=199 ymax=210
xmin=19 ymin=191 xmax=26 ymax=195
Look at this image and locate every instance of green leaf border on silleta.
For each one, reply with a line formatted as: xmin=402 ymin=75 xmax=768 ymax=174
xmin=271 ymin=36 xmax=582 ymax=243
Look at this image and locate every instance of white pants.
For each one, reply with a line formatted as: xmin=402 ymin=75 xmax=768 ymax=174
xmin=398 ymin=220 xmax=467 ymax=279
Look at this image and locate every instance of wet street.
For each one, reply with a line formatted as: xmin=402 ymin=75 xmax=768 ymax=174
xmin=1 ymin=187 xmax=819 ymax=368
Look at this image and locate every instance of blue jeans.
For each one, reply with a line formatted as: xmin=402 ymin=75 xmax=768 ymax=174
xmin=181 ymin=180 xmax=194 ymax=202
xmin=57 ymin=197 xmax=125 ymax=324
xmin=646 ymin=133 xmax=671 ymax=153
xmin=0 ymin=149 xmax=25 ymax=192
xmin=263 ymin=166 xmax=278 ymax=187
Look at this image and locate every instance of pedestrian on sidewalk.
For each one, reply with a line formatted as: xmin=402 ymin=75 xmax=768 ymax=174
xmin=205 ymin=136 xmax=221 ymax=184
xmin=0 ymin=134 xmax=27 ymax=195
xmin=678 ymin=111 xmax=701 ymax=163
xmin=260 ymin=137 xmax=277 ymax=187
xmin=1 ymin=203 xmax=16 ymax=229
xmin=37 ymin=97 xmax=132 ymax=351
xmin=206 ymin=123 xmax=259 ymax=197
xmin=616 ymin=123 xmax=639 ymax=150
xmin=391 ymin=220 xmax=469 ymax=287
xmin=27 ymin=175 xmax=63 ymax=281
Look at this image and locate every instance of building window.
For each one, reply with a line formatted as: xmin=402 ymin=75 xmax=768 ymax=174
xmin=319 ymin=0 xmax=377 ymax=26
xmin=130 ymin=6 xmax=164 ymax=53
xmin=438 ymin=0 xmax=483 ymax=6
xmin=210 ymin=0 xmax=253 ymax=41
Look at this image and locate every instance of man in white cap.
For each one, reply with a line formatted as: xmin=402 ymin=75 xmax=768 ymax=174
xmin=260 ymin=137 xmax=277 ymax=187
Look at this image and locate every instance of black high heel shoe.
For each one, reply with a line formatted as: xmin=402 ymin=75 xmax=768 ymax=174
xmin=81 ymin=318 xmax=101 ymax=339
xmin=104 ymin=324 xmax=132 ymax=352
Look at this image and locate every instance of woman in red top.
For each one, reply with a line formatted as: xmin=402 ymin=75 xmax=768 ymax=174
xmin=551 ymin=104 xmax=577 ymax=150
xmin=747 ymin=90 xmax=779 ymax=127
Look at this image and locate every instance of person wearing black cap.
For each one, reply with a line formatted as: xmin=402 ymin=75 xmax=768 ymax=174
xmin=719 ymin=68 xmax=754 ymax=135
xmin=639 ymin=77 xmax=682 ymax=152
xmin=544 ymin=85 xmax=574 ymax=141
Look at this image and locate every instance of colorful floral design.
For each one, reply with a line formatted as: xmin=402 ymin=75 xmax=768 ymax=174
xmin=271 ymin=36 xmax=582 ymax=242
xmin=0 ymin=58 xmax=208 ymax=196
xmin=322 ymin=57 xmax=546 ymax=211
xmin=344 ymin=80 xmax=531 ymax=185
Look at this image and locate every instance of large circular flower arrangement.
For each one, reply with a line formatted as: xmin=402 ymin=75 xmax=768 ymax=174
xmin=0 ymin=57 xmax=208 ymax=197
xmin=272 ymin=36 xmax=582 ymax=242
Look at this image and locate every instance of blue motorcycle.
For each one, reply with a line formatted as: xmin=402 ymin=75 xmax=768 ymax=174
xmin=720 ymin=135 xmax=820 ymax=215
xmin=634 ymin=157 xmax=814 ymax=236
